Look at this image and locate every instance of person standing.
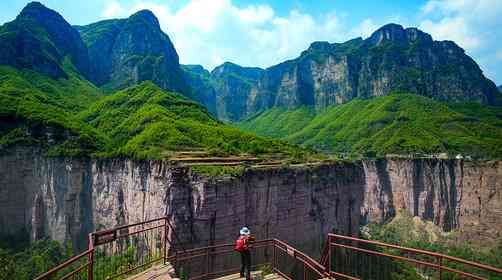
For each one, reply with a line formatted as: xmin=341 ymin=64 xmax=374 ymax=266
xmin=235 ymin=227 xmax=252 ymax=279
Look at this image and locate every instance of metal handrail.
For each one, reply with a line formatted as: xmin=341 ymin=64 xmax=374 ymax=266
xmin=323 ymin=233 xmax=502 ymax=280
xmin=33 ymin=249 xmax=93 ymax=280
xmin=34 ymin=216 xmax=502 ymax=280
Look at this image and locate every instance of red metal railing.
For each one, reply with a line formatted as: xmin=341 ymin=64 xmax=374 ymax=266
xmin=171 ymin=238 xmax=335 ymax=280
xmin=321 ymin=234 xmax=502 ymax=280
xmin=34 ymin=217 xmax=176 ymax=280
xmin=34 ymin=217 xmax=502 ymax=280
xmin=34 ymin=216 xmax=348 ymax=280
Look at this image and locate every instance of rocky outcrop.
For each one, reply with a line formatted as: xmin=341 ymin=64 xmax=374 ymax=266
xmin=181 ymin=65 xmax=218 ymax=116
xmin=362 ymin=159 xmax=502 ymax=242
xmin=1 ymin=147 xmax=501 ymax=253
xmin=192 ymin=24 xmax=501 ymax=121
xmin=182 ymin=62 xmax=265 ymax=122
xmin=76 ymin=10 xmax=190 ymax=96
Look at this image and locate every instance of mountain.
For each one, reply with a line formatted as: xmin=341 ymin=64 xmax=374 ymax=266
xmin=0 ymin=2 xmax=104 ymax=156
xmin=211 ymin=62 xmax=264 ymax=122
xmin=498 ymin=85 xmax=502 ymax=92
xmin=0 ymin=2 xmax=90 ymax=79
xmin=181 ymin=62 xmax=264 ymax=121
xmin=0 ymin=2 xmax=306 ymax=159
xmin=75 ymin=10 xmax=191 ymax=97
xmin=239 ymin=93 xmax=502 ymax=158
xmin=181 ymin=64 xmax=217 ymax=115
xmin=195 ymin=24 xmax=501 ymax=122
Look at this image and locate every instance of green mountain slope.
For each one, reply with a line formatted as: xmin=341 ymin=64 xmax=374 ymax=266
xmin=0 ymin=64 xmax=105 ymax=156
xmin=0 ymin=3 xmax=106 ymax=156
xmin=239 ymin=93 xmax=502 ymax=158
xmin=80 ymin=81 xmax=307 ymax=159
xmin=239 ymin=107 xmax=316 ymax=139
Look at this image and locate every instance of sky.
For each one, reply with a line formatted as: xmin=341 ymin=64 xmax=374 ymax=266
xmin=1 ymin=0 xmax=501 ymax=84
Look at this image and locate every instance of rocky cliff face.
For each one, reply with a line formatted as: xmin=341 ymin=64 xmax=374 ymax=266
xmin=192 ymin=24 xmax=501 ymax=121
xmin=362 ymin=159 xmax=502 ymax=242
xmin=1 ymin=147 xmax=500 ymax=253
xmin=76 ymin=10 xmax=190 ymax=96
xmin=0 ymin=146 xmax=365 ymax=254
xmin=183 ymin=62 xmax=265 ymax=122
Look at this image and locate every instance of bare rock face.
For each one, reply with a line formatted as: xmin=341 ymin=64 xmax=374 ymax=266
xmin=0 ymin=147 xmax=365 ymax=255
xmin=362 ymin=159 xmax=502 ymax=241
xmin=1 ymin=147 xmax=501 ymax=254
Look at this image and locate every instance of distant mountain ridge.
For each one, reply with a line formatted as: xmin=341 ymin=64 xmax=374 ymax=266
xmin=188 ymin=24 xmax=501 ymax=121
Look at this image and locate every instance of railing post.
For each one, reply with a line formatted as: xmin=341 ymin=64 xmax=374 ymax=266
xmin=303 ymin=263 xmax=307 ymax=280
xmin=438 ymin=255 xmax=443 ymax=280
xmin=206 ymin=246 xmax=210 ymax=279
xmin=328 ymin=235 xmax=332 ymax=275
xmin=88 ymin=233 xmax=94 ymax=280
xmin=273 ymin=240 xmax=277 ymax=272
xmin=164 ymin=218 xmax=168 ymax=264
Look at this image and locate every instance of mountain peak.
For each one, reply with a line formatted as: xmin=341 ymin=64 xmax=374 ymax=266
xmin=367 ymin=23 xmax=435 ymax=47
xmin=5 ymin=1 xmax=91 ymax=79
xmin=211 ymin=62 xmax=264 ymax=80
xmin=19 ymin=1 xmax=65 ymax=22
xmin=308 ymin=41 xmax=333 ymax=52
xmin=129 ymin=9 xmax=160 ymax=28
xmin=367 ymin=23 xmax=406 ymax=45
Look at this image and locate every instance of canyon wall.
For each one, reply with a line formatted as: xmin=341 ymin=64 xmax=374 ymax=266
xmin=1 ymin=147 xmax=501 ymax=255
xmin=362 ymin=159 xmax=502 ymax=242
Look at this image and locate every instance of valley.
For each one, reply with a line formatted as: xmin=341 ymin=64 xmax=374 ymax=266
xmin=0 ymin=2 xmax=501 ymax=279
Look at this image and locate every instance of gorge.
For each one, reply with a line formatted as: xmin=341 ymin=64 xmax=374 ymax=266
xmin=1 ymin=146 xmax=500 ymax=257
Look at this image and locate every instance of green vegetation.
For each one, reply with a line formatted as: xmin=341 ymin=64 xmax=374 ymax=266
xmin=78 ymin=81 xmax=310 ymax=159
xmin=0 ymin=64 xmax=106 ymax=156
xmin=76 ymin=19 xmax=123 ymax=47
xmin=0 ymin=236 xmax=72 ymax=280
xmin=191 ymin=165 xmax=246 ymax=177
xmin=239 ymin=106 xmax=316 ymax=139
xmin=239 ymin=93 xmax=502 ymax=158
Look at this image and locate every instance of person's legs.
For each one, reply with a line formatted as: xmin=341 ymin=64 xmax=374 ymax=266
xmin=244 ymin=250 xmax=251 ymax=279
xmin=240 ymin=252 xmax=245 ymax=277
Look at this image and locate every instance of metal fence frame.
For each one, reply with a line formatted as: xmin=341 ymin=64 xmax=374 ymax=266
xmin=322 ymin=234 xmax=502 ymax=280
xmin=34 ymin=218 xmax=502 ymax=280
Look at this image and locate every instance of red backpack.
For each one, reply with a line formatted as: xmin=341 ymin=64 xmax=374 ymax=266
xmin=234 ymin=236 xmax=248 ymax=252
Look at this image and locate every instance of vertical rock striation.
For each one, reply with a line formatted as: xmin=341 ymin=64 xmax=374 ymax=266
xmin=362 ymin=159 xmax=502 ymax=241
xmin=1 ymin=147 xmax=501 ymax=254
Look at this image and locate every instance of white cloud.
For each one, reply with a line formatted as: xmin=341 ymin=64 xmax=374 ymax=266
xmin=419 ymin=0 xmax=502 ymax=83
xmin=102 ymin=1 xmax=124 ymax=18
xmin=112 ymin=0 xmax=348 ymax=70
xmin=419 ymin=17 xmax=480 ymax=50
xmin=350 ymin=18 xmax=379 ymax=39
xmin=235 ymin=5 xmax=274 ymax=24
xmin=97 ymin=0 xmax=502 ymax=84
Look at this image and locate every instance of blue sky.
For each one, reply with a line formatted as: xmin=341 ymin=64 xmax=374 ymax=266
xmin=1 ymin=0 xmax=501 ymax=84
